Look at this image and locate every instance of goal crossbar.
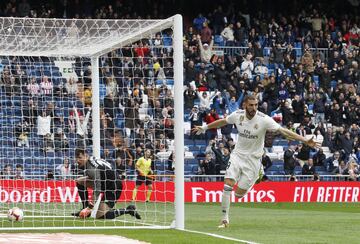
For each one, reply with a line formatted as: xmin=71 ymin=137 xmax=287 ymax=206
xmin=0 ymin=16 xmax=174 ymax=57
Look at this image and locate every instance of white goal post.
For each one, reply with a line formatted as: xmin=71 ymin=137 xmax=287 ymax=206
xmin=0 ymin=15 xmax=184 ymax=230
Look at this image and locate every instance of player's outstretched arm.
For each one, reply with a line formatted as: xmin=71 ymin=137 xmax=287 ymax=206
xmin=191 ymin=118 xmax=228 ymax=135
xmin=277 ymin=127 xmax=321 ymax=149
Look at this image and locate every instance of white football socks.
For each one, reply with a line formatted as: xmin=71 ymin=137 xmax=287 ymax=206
xmin=221 ymin=184 xmax=233 ymax=222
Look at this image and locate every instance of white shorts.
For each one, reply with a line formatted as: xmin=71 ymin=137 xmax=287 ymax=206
xmin=225 ymin=152 xmax=262 ymax=190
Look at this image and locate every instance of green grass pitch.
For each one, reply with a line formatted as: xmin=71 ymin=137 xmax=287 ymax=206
xmin=1 ymin=202 xmax=359 ymax=243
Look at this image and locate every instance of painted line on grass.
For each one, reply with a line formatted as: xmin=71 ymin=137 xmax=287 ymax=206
xmin=183 ymin=229 xmax=261 ymax=244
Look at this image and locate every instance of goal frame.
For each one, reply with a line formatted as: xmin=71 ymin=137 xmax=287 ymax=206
xmin=0 ymin=14 xmax=184 ymax=230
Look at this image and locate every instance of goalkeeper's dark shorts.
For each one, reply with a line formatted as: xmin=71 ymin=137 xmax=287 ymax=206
xmin=136 ymin=175 xmax=153 ymax=186
xmin=102 ymin=180 xmax=122 ymax=208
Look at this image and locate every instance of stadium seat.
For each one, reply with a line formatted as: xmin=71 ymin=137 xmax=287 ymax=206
xmin=214 ymin=35 xmax=225 ymax=46
xmin=313 ymin=75 xmax=319 ymax=88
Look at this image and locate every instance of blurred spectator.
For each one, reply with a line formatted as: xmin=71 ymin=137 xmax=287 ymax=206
xmin=224 ymin=90 xmax=244 ymax=114
xmin=189 ymin=105 xmax=203 ymax=139
xmin=198 ymin=153 xmax=216 ymax=179
xmin=37 ymin=111 xmax=51 ymax=136
xmin=14 ymin=164 xmax=24 ymax=179
xmin=279 ymin=101 xmax=294 ymax=126
xmin=83 ymin=87 xmax=92 ymax=107
xmin=197 ymin=35 xmax=214 ymax=63
xmin=105 ymin=76 xmax=118 ymax=96
xmin=113 ymin=144 xmax=134 ymax=170
xmin=43 ymin=133 xmax=54 ymax=152
xmin=347 ymin=160 xmax=359 ymax=181
xmin=325 ymin=151 xmax=341 ymax=172
xmin=332 ymin=160 xmax=348 ymax=176
xmin=329 ymin=103 xmax=343 ymax=130
xmin=65 ymin=77 xmax=78 ymax=96
xmin=73 ymin=106 xmax=91 ymax=146
xmin=201 ymin=22 xmax=212 ymax=44
xmin=261 ymin=150 xmax=273 ymax=172
xmin=241 ymin=53 xmax=254 ymax=79
xmin=56 ymin=158 xmax=72 ymax=179
xmin=103 ymin=92 xmax=118 ymax=119
xmin=296 ymin=143 xmax=311 ymax=167
xmin=312 ymin=148 xmax=326 ymax=167
xmin=18 ymin=0 xmax=31 ymax=17
xmin=313 ymin=93 xmax=326 ymax=124
xmin=15 ymin=120 xmax=30 ymax=148
xmin=312 ymin=173 xmax=321 ymax=181
xmin=302 ymin=158 xmax=316 ymax=175
xmin=40 ymin=75 xmax=53 ymax=95
xmin=254 ymin=58 xmax=269 ymax=76
xmin=204 ymin=108 xmax=220 ymax=140
xmin=22 ymin=99 xmax=38 ymax=126
xmin=53 ymin=128 xmax=69 ymax=152
xmin=291 ymin=95 xmax=305 ymax=123
xmin=184 ymin=61 xmax=197 ymax=85
xmin=26 ymin=77 xmax=40 ymax=96
xmin=211 ymin=141 xmax=230 ymax=175
xmin=45 ymin=170 xmax=54 ymax=180
xmin=196 ymin=90 xmax=218 ymax=111
xmin=193 ymin=13 xmax=207 ymax=31
xmin=271 ymin=43 xmax=284 ymax=72
xmin=336 ymin=131 xmax=354 ymax=159
xmin=289 ymin=174 xmax=298 ymax=181
xmin=220 ymin=113 xmax=233 ymax=140
xmin=284 ymin=145 xmax=297 ymax=175
xmin=221 ymin=23 xmax=234 ymax=45
xmin=124 ymin=99 xmax=140 ymax=137
xmin=1 ymin=164 xmax=13 ymax=179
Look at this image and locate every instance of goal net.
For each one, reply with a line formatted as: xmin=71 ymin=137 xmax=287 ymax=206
xmin=0 ymin=15 xmax=184 ymax=230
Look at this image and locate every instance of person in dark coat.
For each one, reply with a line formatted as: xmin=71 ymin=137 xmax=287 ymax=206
xmin=284 ymin=145 xmax=297 ymax=175
xmin=302 ymin=158 xmax=316 ymax=175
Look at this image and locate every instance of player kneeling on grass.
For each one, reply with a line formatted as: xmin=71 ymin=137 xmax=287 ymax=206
xmin=192 ymin=95 xmax=321 ymax=228
xmin=73 ymin=148 xmax=141 ymax=220
xmin=132 ymin=149 xmax=154 ymax=202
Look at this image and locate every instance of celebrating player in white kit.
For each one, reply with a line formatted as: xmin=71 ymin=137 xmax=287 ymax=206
xmin=192 ymin=95 xmax=320 ymax=228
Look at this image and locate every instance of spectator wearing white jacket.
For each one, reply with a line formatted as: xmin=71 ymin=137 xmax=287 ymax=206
xmin=65 ymin=77 xmax=78 ymax=96
xmin=221 ymin=23 xmax=234 ymax=45
xmin=37 ymin=111 xmax=51 ymax=136
xmin=196 ymin=90 xmax=219 ymax=111
xmin=197 ymin=35 xmax=214 ymax=63
xmin=241 ymin=53 xmax=254 ymax=79
xmin=73 ymin=106 xmax=91 ymax=138
xmin=56 ymin=157 xmax=72 ymax=179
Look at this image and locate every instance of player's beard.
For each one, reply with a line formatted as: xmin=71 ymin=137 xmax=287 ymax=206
xmin=245 ymin=108 xmax=256 ymax=119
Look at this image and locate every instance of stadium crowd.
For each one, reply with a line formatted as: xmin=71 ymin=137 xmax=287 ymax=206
xmin=0 ymin=0 xmax=359 ymax=181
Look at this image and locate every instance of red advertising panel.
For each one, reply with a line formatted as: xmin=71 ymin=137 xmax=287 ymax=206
xmin=0 ymin=180 xmax=359 ymax=203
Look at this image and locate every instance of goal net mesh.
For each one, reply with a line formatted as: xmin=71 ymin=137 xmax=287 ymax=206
xmin=0 ymin=16 xmax=178 ymax=230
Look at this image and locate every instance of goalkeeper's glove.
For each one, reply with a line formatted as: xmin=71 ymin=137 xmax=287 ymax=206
xmin=79 ymin=207 xmax=92 ymax=219
xmin=195 ymin=125 xmax=208 ymax=135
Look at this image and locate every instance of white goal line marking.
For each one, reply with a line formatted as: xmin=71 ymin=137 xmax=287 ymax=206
xmin=183 ymin=229 xmax=261 ymax=244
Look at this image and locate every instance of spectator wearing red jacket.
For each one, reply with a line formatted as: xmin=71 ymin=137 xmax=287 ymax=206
xmin=204 ymin=108 xmax=219 ymax=140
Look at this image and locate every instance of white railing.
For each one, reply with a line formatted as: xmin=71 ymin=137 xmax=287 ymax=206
xmin=212 ymin=46 xmax=331 ymax=61
xmin=2 ymin=174 xmax=354 ymax=182
xmin=183 ymin=174 xmax=353 ymax=182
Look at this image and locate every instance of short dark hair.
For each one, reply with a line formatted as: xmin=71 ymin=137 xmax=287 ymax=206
xmin=243 ymin=94 xmax=257 ymax=103
xmin=75 ymin=148 xmax=86 ymax=158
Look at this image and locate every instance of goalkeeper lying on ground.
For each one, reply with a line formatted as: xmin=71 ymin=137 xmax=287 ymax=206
xmin=72 ymin=148 xmax=141 ymax=219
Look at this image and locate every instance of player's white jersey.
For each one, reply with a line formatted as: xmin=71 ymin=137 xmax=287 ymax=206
xmin=226 ymin=110 xmax=281 ymax=157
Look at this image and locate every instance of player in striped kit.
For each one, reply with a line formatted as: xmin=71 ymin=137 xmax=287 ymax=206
xmin=72 ymin=148 xmax=141 ymax=219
